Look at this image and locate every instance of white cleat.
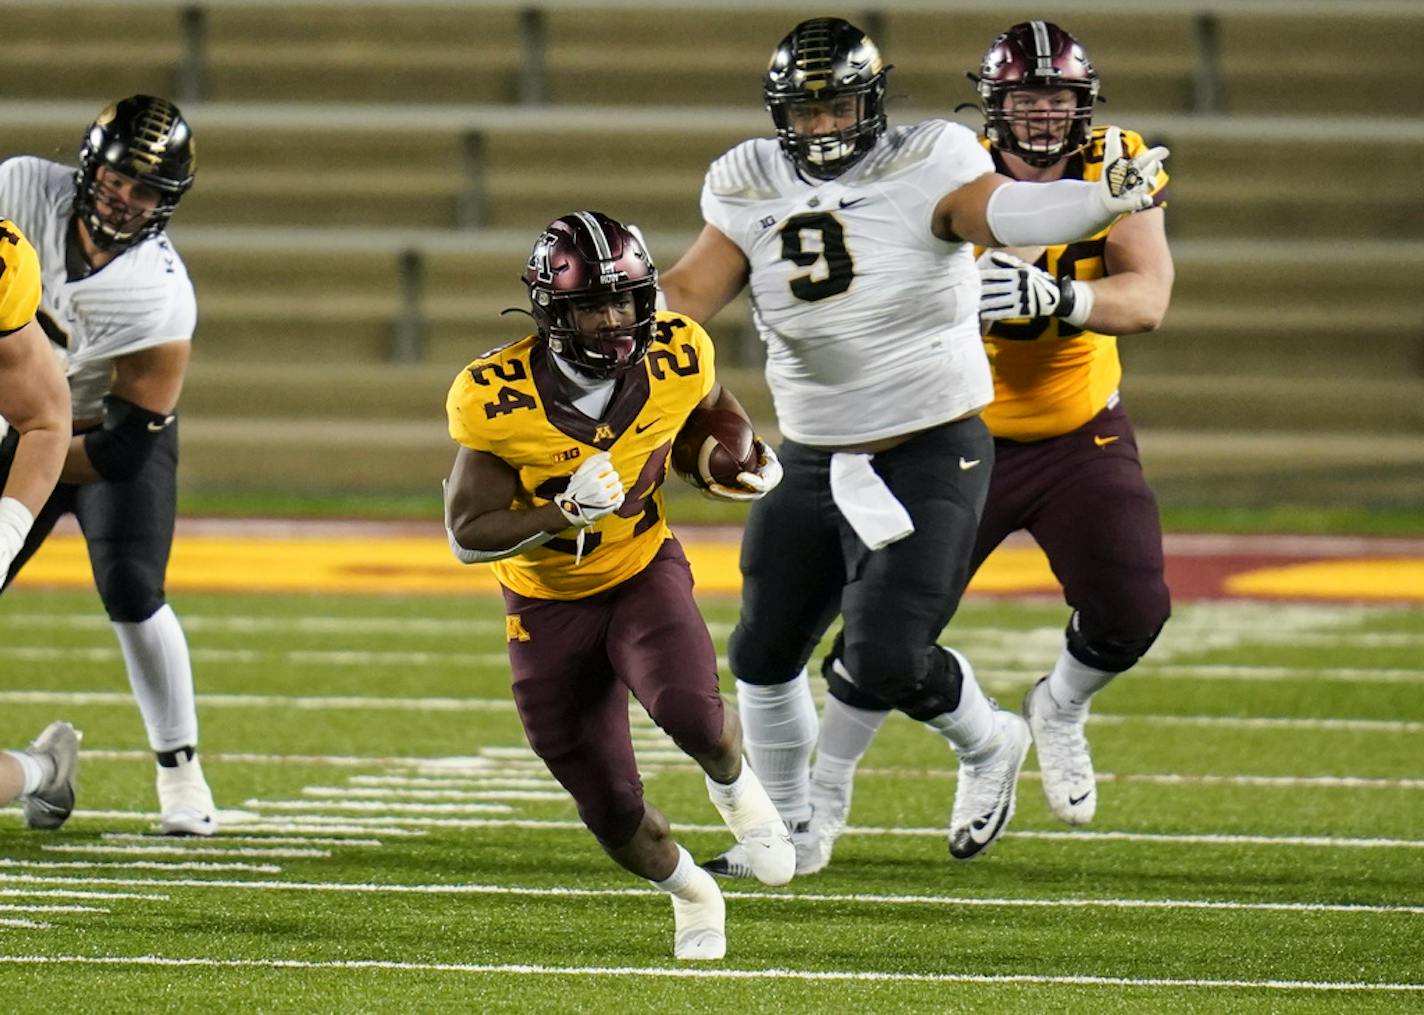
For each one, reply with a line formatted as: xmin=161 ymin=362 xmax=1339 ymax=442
xmin=1023 ymin=677 xmax=1097 ymax=825
xmin=671 ymin=866 xmax=726 ymax=961
xmin=806 ymin=774 xmax=854 ymax=872
xmin=702 ymin=820 xmax=824 ymax=880
xmin=705 ymin=769 xmax=795 ymax=886
xmin=157 ymin=753 xmax=218 ymax=837
xmin=948 ymin=707 xmax=1031 ymax=861
xmin=22 ymin=721 xmax=82 ymax=831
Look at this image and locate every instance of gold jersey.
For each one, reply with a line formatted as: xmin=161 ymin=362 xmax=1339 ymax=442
xmin=979 ymin=127 xmax=1169 ymax=442
xmin=0 ymin=220 xmax=42 ymax=334
xmin=447 ymin=311 xmax=716 ymax=601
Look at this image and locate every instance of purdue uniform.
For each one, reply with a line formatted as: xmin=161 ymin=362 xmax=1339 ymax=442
xmin=702 ymin=116 xmax=998 ymax=726
xmin=0 ymin=96 xmax=218 ymax=837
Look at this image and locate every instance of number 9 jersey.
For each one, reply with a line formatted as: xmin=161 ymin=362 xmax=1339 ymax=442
xmin=700 ymin=119 xmax=995 ymax=448
xmin=0 ymin=219 xmax=42 ymax=334
xmin=446 ymin=312 xmax=716 ymax=601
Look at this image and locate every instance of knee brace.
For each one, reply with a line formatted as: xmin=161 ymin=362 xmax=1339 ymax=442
xmin=833 ymin=639 xmax=963 ymax=722
xmin=1066 ymin=611 xmax=1167 ymax=674
xmin=822 ymin=633 xmax=892 ymax=712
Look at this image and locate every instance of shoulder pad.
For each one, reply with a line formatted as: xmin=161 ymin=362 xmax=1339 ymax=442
xmin=707 ymin=140 xmax=782 ymax=201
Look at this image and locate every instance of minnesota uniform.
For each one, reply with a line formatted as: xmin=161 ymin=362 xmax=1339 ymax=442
xmin=447 ymin=311 xmax=725 ymax=846
xmin=447 ymin=311 xmax=716 ymax=600
xmin=978 ymin=126 xmax=1168 ymax=442
xmin=972 ymin=124 xmax=1171 ymax=674
xmin=0 ymin=220 xmax=42 ymax=334
xmin=700 ymin=120 xmax=996 ymax=714
xmin=0 ymin=156 xmax=194 ymax=622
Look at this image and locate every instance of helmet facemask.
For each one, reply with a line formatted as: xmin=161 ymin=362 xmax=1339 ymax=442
xmin=764 ymin=18 xmax=890 ymax=181
xmin=74 ymin=96 xmax=196 ymax=253
xmin=537 ymin=284 xmax=658 ymax=381
xmin=524 ymin=212 xmax=659 ymax=381
xmin=974 ymin=21 xmax=1101 ymax=169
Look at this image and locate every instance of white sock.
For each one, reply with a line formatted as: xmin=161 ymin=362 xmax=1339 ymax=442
xmin=650 ymin=844 xmax=699 ymax=896
xmin=5 ymin=750 xmax=52 ymax=796
xmin=924 ymin=648 xmax=998 ymax=761
xmin=736 ymin=671 xmax=817 ymax=825
xmin=112 ymin=604 xmax=199 ymax=752
xmin=705 ymin=766 xmax=748 ymax=809
xmin=812 ymin=697 xmax=890 ymax=788
xmin=1046 ymin=641 xmax=1118 ymax=718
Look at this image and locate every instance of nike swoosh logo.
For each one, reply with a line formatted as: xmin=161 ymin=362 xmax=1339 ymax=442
xmin=967 ymin=810 xmax=1006 ymax=845
xmin=147 ymin=417 xmax=175 ymax=432
xmin=634 ymin=418 xmax=660 ymax=434
xmin=1093 ymin=435 xmax=1119 ymax=447
xmin=838 ymin=197 xmax=868 ymax=209
xmin=959 ymin=457 xmax=980 ymax=470
xmin=1067 ymin=791 xmax=1092 ymax=806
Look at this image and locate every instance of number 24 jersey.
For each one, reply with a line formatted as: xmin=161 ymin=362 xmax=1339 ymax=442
xmin=446 ymin=312 xmax=715 ymax=601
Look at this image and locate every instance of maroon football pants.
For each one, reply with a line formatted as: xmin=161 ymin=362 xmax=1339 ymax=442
xmin=974 ymin=403 xmax=1170 ymax=662
xmin=500 ymin=538 xmax=724 ymax=849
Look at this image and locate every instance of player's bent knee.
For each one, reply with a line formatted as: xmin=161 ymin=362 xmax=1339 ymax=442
xmin=93 ymin=560 xmax=166 ymax=623
xmin=1068 ymin=612 xmax=1168 ymax=674
xmin=645 ymin=685 xmax=723 ymax=757
xmin=836 ymin=643 xmax=957 ymax=721
xmin=727 ymin=624 xmax=804 ymax=686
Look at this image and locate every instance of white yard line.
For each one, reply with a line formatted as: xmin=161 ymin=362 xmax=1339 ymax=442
xmin=0 ymin=919 xmax=49 ymax=929
xmin=43 ymin=845 xmax=330 ymax=860
xmin=101 ymin=832 xmax=383 ymax=848
xmin=0 ymin=953 xmax=1418 ymax=993
xmin=0 ymin=888 xmax=167 ymax=901
xmin=300 ymin=787 xmax=567 ymax=802
xmin=241 ymin=800 xmax=513 ymax=815
xmin=0 ymin=859 xmax=281 ymax=874
xmin=0 ymin=874 xmax=1417 ymax=917
xmin=0 ymin=904 xmax=107 ymax=914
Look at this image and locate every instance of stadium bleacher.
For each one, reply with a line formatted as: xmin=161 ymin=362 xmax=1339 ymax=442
xmin=3 ymin=0 xmax=1421 ymax=502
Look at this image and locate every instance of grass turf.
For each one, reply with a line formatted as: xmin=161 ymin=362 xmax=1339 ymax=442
xmin=0 ymin=588 xmax=1420 ymax=1012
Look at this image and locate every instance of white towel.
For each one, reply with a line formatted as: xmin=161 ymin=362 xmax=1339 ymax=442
xmin=829 ymin=452 xmax=915 ymax=551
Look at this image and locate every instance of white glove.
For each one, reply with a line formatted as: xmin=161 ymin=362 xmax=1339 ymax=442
xmin=555 ymin=451 xmax=625 ymax=528
xmin=976 ymin=251 xmax=1094 ymax=327
xmin=0 ymin=496 xmax=34 ymax=579
xmin=1096 ymin=126 xmax=1169 ymax=216
xmin=705 ymin=440 xmax=782 ymax=502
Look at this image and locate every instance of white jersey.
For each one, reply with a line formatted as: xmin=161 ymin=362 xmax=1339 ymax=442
xmin=702 ymin=120 xmax=995 ymax=446
xmin=0 ymin=156 xmax=196 ymax=420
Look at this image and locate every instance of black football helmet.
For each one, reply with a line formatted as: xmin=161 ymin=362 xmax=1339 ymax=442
xmin=974 ymin=21 xmax=1101 ymax=167
xmin=764 ymin=17 xmax=889 ymax=180
xmin=75 ymin=95 xmax=197 ymax=252
xmin=523 ymin=211 xmax=658 ymax=380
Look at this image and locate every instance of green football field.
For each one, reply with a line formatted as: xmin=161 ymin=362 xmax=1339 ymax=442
xmin=0 ymin=586 xmax=1420 ymax=1012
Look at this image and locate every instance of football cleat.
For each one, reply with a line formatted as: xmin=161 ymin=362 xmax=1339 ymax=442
xmin=705 ymin=769 xmax=795 ymax=886
xmin=157 ymin=753 xmax=218 ymax=836
xmin=806 ymin=774 xmax=854 ymax=872
xmin=1023 ymin=676 xmax=1097 ymax=825
xmin=671 ymin=866 xmax=726 ymax=960
xmin=702 ymin=820 xmax=825 ymax=880
xmin=21 ymin=721 xmax=82 ymax=831
xmin=948 ymin=707 xmax=1031 ymax=861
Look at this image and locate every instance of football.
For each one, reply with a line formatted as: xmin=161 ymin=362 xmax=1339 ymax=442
xmin=671 ymin=408 xmax=758 ymax=489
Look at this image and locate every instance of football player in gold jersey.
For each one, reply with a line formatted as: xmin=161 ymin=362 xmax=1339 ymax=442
xmin=444 ymin=211 xmax=789 ymax=961
xmin=0 ymin=220 xmax=81 ymax=827
xmin=809 ymin=22 xmax=1173 ymax=854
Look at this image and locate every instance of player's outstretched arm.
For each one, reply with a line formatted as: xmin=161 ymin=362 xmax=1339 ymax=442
xmin=935 ymin=127 xmax=1168 ymax=248
xmin=660 ymin=225 xmax=751 ymax=326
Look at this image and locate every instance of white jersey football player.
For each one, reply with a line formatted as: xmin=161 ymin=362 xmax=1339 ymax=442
xmin=658 ymin=17 xmax=1167 ymax=872
xmin=0 ymin=95 xmax=218 ymax=836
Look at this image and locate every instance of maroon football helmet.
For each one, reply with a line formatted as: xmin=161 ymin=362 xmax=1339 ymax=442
xmin=523 ymin=211 xmax=658 ymax=379
xmin=974 ymin=21 xmax=1100 ymax=167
